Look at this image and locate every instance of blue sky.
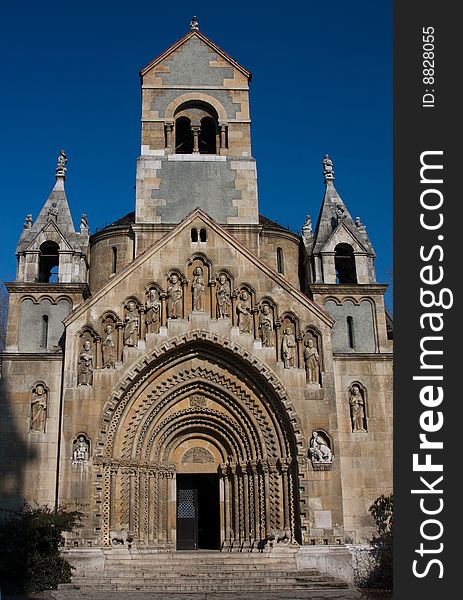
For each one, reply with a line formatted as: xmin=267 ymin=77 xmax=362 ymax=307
xmin=0 ymin=0 xmax=392 ymax=306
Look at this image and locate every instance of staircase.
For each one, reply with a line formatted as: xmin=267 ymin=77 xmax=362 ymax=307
xmin=60 ymin=548 xmax=350 ymax=593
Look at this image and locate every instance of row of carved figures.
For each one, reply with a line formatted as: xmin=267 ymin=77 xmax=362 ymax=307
xmin=75 ymin=270 xmax=325 ymax=386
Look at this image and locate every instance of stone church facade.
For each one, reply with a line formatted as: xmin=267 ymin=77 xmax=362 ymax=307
xmin=0 ymin=23 xmax=392 ymax=553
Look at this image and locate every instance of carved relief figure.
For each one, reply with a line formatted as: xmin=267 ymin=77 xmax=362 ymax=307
xmin=192 ymin=266 xmax=206 ymax=312
xmin=30 ymin=384 xmax=47 ymax=432
xmin=282 ymin=327 xmax=296 ymax=368
xmin=304 ymin=338 xmax=320 ymax=384
xmin=236 ymin=291 xmax=252 ymax=333
xmin=167 ymin=274 xmax=183 ymax=319
xmin=77 ymin=340 xmax=94 ymax=386
xmin=56 ymin=149 xmax=67 ymax=176
xmin=48 ymin=202 xmax=59 ymax=222
xmin=145 ymin=288 xmax=161 ymax=333
xmin=73 ymin=435 xmax=89 ymax=463
xmin=259 ymin=305 xmax=274 ymax=347
xmin=124 ymin=301 xmax=139 ymax=346
xmin=349 ymin=385 xmax=367 ymax=431
xmin=309 ymin=431 xmax=332 ymax=463
xmin=102 ymin=324 xmax=116 ymax=368
xmin=216 ymin=274 xmax=231 ymax=318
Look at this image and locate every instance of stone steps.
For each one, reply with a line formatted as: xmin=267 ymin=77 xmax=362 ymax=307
xmin=62 ymin=549 xmax=349 ymax=592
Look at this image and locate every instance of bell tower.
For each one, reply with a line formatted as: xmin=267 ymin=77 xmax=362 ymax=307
xmin=135 ymin=18 xmax=258 ymax=225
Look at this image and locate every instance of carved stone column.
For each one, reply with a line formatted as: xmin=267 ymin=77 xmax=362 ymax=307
xmin=231 ymin=290 xmax=238 ymax=327
xmin=296 ymin=333 xmax=304 ymax=369
xmin=280 ymin=459 xmax=291 ymax=531
xmin=252 ymin=307 xmax=260 ymax=340
xmin=241 ymin=463 xmax=250 ymax=548
xmin=192 ymin=126 xmax=200 ymax=153
xmin=219 ymin=463 xmax=231 ymax=549
xmin=129 ymin=469 xmax=137 ymax=535
xmin=109 ymin=465 xmax=118 ymax=532
xmin=229 ymin=462 xmax=239 ymax=548
xmin=249 ymin=460 xmax=259 ymax=544
xmin=260 ymin=460 xmax=271 ymax=537
xmin=160 ymin=292 xmax=167 ymax=327
xmin=139 ymin=307 xmax=146 ymax=341
xmin=165 ymin=121 xmax=174 ymax=152
xmin=219 ymin=123 xmax=227 ymax=149
xmin=209 ymin=278 xmax=217 ymax=319
xmin=95 ymin=336 xmax=101 ymax=369
xmin=116 ymin=321 xmax=124 ymax=361
xmin=181 ymin=277 xmax=188 ymax=319
xmin=275 ymin=321 xmax=282 ymax=362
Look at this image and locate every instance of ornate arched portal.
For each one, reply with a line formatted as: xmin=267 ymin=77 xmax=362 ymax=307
xmin=94 ymin=332 xmax=304 ymax=550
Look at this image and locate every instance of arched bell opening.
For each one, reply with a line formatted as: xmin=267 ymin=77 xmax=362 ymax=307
xmin=97 ymin=334 xmax=303 ymax=551
xmin=38 ymin=241 xmax=60 ymax=283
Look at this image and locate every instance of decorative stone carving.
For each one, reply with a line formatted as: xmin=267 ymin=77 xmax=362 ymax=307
xmin=47 ymin=202 xmax=59 ymax=222
xmin=189 ymin=395 xmax=207 ymax=408
xmin=190 ymin=15 xmax=199 ymax=31
xmin=73 ymin=435 xmax=89 ymax=464
xmin=237 ymin=290 xmax=252 ymax=333
xmin=309 ymin=431 xmax=333 ymax=470
xmin=124 ymin=301 xmax=139 ymax=347
xmin=30 ymin=383 xmax=47 ymax=432
xmin=302 ymin=214 xmax=312 ymax=237
xmin=80 ymin=213 xmax=88 ymax=231
xmin=282 ymin=327 xmax=296 ymax=368
xmin=349 ymin=384 xmax=367 ymax=432
xmin=24 ymin=214 xmax=33 ymax=229
xmin=322 ymin=153 xmax=334 ymax=181
xmin=355 ymin=216 xmax=367 ymax=233
xmin=335 ymin=203 xmax=346 ymax=223
xmin=77 ymin=340 xmax=94 ymax=386
xmin=102 ymin=324 xmax=116 ymax=369
xmin=192 ymin=266 xmax=206 ymax=312
xmin=216 ymin=274 xmax=231 ymax=318
xmin=304 ymin=337 xmax=320 ymax=384
xmin=56 ymin=149 xmax=67 ymax=176
xmin=258 ymin=305 xmax=274 ymax=347
xmin=145 ymin=288 xmax=161 ymax=334
xmin=167 ymin=274 xmax=183 ymax=319
xmin=182 ymin=447 xmax=214 ymax=463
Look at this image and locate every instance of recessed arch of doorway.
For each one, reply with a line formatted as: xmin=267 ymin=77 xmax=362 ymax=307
xmin=93 ymin=331 xmax=305 ymax=551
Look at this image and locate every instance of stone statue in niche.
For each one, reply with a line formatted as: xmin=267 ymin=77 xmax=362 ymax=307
xmin=77 ymin=340 xmax=94 ymax=386
xmin=145 ymin=288 xmax=161 ymax=334
xmin=259 ymin=305 xmax=274 ymax=347
xmin=30 ymin=384 xmax=47 ymax=432
xmin=102 ymin=324 xmax=116 ymax=368
xmin=237 ymin=290 xmax=252 ymax=333
xmin=192 ymin=266 xmax=206 ymax=312
xmin=304 ymin=337 xmax=320 ymax=384
xmin=124 ymin=301 xmax=139 ymax=347
xmin=73 ymin=435 xmax=89 ymax=463
xmin=309 ymin=431 xmax=332 ymax=464
xmin=282 ymin=327 xmax=296 ymax=368
xmin=216 ymin=274 xmax=231 ymax=318
xmin=167 ymin=274 xmax=183 ymax=319
xmin=349 ymin=385 xmax=367 ymax=432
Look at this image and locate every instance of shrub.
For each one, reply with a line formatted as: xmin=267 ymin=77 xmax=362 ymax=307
xmin=0 ymin=504 xmax=83 ymax=593
xmin=368 ymin=493 xmax=393 ymax=590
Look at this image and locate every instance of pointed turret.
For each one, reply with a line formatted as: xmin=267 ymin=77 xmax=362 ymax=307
xmin=307 ymin=155 xmax=376 ymax=284
xmin=16 ymin=151 xmax=89 ymax=283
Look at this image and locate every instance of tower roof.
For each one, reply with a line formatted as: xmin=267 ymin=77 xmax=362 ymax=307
xmin=140 ymin=24 xmax=251 ymax=80
xmin=311 ymin=155 xmax=374 ymax=255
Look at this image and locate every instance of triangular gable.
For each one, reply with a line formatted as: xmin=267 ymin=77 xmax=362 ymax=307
xmin=320 ymin=221 xmax=370 ymax=254
xmin=140 ymin=30 xmax=251 ymax=79
xmin=64 ymin=209 xmax=333 ymax=327
xmin=24 ymin=220 xmax=74 ymax=252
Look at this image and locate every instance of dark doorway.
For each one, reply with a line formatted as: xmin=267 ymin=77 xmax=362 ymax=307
xmin=176 ymin=474 xmax=220 ymax=550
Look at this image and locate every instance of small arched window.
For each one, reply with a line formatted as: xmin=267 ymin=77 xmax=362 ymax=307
xmin=111 ymin=247 xmax=117 ymax=275
xmin=41 ymin=315 xmax=49 ymax=349
xmin=191 ymin=228 xmax=198 ymax=242
xmin=347 ymin=316 xmax=355 ymax=349
xmin=38 ymin=241 xmax=59 ymax=283
xmin=335 ymin=243 xmax=357 ymax=284
xmin=199 ymin=228 xmax=207 ymax=242
xmin=199 ymin=116 xmax=216 ymax=154
xmin=277 ymin=247 xmax=285 ymax=274
xmin=175 ymin=116 xmax=194 ymax=154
